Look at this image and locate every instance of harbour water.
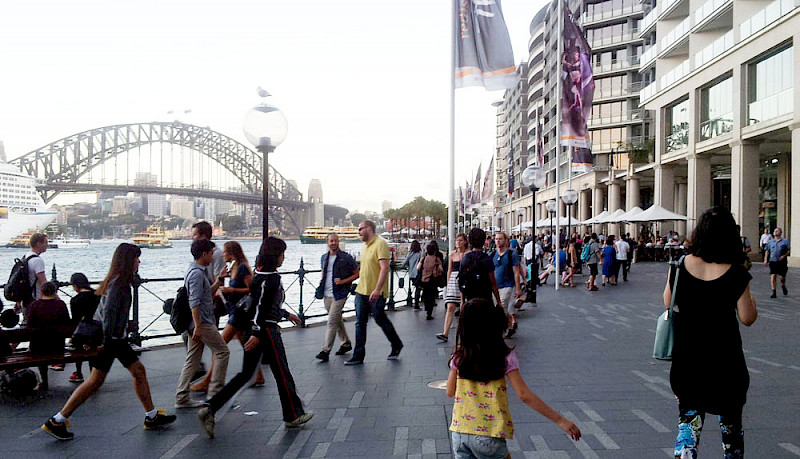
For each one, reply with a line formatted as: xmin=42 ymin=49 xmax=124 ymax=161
xmin=1 ymin=239 xmax=412 ymax=343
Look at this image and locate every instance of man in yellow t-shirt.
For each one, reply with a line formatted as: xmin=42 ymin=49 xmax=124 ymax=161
xmin=345 ymin=220 xmax=404 ymax=365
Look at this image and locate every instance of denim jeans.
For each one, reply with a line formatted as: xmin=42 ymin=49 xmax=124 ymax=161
xmin=352 ymin=293 xmax=402 ymax=361
xmin=451 ymin=431 xmax=508 ymax=459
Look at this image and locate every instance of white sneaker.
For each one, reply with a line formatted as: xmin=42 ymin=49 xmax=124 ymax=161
xmin=284 ymin=411 xmax=314 ymax=428
xmin=174 ymin=400 xmax=204 ymax=409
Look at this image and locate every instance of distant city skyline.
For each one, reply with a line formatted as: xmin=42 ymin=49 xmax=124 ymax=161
xmin=0 ymin=1 xmax=545 ymax=212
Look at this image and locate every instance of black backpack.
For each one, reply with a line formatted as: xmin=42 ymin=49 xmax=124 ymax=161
xmin=168 ymin=268 xmax=202 ymax=334
xmin=4 ymin=255 xmax=37 ymax=302
xmin=458 ymin=252 xmax=492 ymax=300
xmin=0 ymin=369 xmax=38 ymax=396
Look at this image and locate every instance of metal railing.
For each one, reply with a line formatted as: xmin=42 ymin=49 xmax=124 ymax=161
xmin=3 ymin=254 xmax=416 ymax=347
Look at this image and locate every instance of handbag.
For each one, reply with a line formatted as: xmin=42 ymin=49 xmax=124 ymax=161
xmin=653 ymin=256 xmax=684 ymax=360
xmin=72 ymin=319 xmax=104 ymax=348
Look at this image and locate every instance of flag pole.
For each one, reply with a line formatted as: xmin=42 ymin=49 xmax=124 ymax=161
xmin=554 ymin=0 xmax=564 ymax=291
xmin=448 ymin=1 xmax=456 ymax=253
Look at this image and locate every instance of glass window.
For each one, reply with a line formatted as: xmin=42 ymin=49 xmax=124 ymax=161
xmin=748 ymin=46 xmax=793 ymax=125
xmin=665 ymin=98 xmax=689 ymax=153
xmin=699 ymin=77 xmax=733 ymax=140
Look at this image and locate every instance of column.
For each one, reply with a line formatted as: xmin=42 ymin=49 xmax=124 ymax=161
xmin=686 ymin=153 xmax=712 ymax=236
xmin=777 ymin=156 xmax=788 ymax=231
xmin=608 ymin=181 xmax=621 ymax=211
xmin=789 ymin=123 xmax=800 ymax=267
xmin=655 ymin=164 xmax=675 ymax=234
xmin=592 ymin=186 xmax=604 ymax=234
xmin=675 ymin=181 xmax=688 ymax=237
xmin=730 ymin=140 xmax=760 ymax=254
xmin=625 ymin=177 xmax=640 ymax=237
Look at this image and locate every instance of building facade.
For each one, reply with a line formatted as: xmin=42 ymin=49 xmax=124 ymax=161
xmin=636 ymin=0 xmax=799 ymax=263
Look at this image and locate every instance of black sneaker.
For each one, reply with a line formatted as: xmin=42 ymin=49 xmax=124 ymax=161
xmin=144 ymin=409 xmax=177 ymax=429
xmin=435 ymin=333 xmax=448 ymax=342
xmin=334 ymin=343 xmax=352 ymax=355
xmin=42 ymin=418 xmax=73 ymax=441
xmin=315 ymin=350 xmax=329 ymax=362
xmin=344 ymin=358 xmax=363 ymax=366
xmin=782 ymin=285 xmax=788 ymax=296
xmin=771 ymin=290 xmax=777 ymax=298
xmin=387 ymin=344 xmax=403 ymax=360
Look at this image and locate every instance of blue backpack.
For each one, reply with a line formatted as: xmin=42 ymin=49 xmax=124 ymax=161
xmin=580 ymin=243 xmax=593 ymax=263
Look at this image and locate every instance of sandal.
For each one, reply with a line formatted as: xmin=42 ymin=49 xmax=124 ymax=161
xmin=190 ymin=382 xmax=209 ymax=393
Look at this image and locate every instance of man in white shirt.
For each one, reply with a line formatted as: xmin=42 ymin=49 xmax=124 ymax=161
xmin=19 ymin=233 xmax=48 ymax=325
xmin=614 ymin=236 xmax=631 ymax=281
xmin=759 ymin=227 xmax=771 ymax=261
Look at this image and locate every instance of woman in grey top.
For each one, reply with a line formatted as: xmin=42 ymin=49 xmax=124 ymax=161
xmin=41 ymin=243 xmax=176 ymax=441
xmin=402 ymin=240 xmax=423 ymax=308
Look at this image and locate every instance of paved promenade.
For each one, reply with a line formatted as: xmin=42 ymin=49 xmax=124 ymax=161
xmin=2 ymin=262 xmax=799 ymax=458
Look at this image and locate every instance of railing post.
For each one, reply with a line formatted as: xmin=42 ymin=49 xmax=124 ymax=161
xmin=405 ymin=270 xmax=412 ymax=308
xmin=297 ymin=257 xmax=306 ymax=326
xmin=131 ymin=274 xmax=142 ymax=346
xmin=387 ymin=251 xmax=396 ymax=311
xmin=51 ymin=264 xmax=57 ymax=283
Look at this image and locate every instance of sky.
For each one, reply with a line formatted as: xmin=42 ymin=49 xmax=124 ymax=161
xmin=0 ymin=0 xmax=546 ymax=213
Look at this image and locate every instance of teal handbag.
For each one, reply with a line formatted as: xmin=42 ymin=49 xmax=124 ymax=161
xmin=653 ymin=256 xmax=684 ymax=360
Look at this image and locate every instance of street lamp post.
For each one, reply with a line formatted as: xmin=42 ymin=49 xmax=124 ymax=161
xmin=521 ymin=164 xmax=546 ymax=303
xmin=517 ymin=208 xmax=524 ymax=236
xmin=243 ymin=88 xmax=287 ymax=240
xmin=495 ymin=210 xmax=502 ymax=235
xmin=545 ymin=199 xmax=557 ymax=246
xmin=561 ymin=188 xmax=578 ymax=240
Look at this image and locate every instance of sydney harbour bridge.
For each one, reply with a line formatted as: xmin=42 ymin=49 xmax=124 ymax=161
xmin=10 ymin=121 xmax=345 ymax=234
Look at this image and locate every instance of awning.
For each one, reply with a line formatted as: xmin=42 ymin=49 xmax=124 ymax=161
xmin=627 ymin=205 xmax=689 ymax=222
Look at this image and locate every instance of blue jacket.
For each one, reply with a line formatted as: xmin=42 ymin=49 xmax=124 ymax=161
xmin=319 ymin=250 xmax=358 ymax=301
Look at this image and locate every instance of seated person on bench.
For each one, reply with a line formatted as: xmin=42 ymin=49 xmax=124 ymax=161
xmin=26 ymin=282 xmax=70 ymax=391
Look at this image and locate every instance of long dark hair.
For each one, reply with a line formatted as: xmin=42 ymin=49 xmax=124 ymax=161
xmin=255 ymin=237 xmax=287 ymax=271
xmin=426 ymin=240 xmax=439 ymax=256
xmin=688 ymin=206 xmax=744 ymax=264
xmin=409 ymin=240 xmax=421 ymax=253
xmin=450 ymin=298 xmax=511 ymax=382
xmin=96 ymin=243 xmax=141 ymax=296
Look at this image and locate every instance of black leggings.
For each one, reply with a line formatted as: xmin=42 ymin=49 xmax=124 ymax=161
xmin=207 ymin=327 xmax=304 ymax=422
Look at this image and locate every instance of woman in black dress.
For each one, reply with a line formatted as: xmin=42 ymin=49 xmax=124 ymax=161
xmin=663 ymin=206 xmax=757 ymax=458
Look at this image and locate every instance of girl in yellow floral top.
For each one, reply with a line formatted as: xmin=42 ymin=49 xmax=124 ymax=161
xmin=446 ymin=299 xmax=581 ymax=458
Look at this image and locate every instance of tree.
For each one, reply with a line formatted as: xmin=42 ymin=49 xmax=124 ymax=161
xmin=222 ymin=215 xmax=246 ymax=234
xmin=349 ymin=212 xmax=367 ymax=226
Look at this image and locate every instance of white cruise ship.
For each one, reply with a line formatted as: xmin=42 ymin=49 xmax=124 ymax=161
xmin=0 ymin=142 xmax=58 ymax=243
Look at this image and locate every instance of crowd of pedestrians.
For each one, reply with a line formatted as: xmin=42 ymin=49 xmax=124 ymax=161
xmin=0 ymin=208 xmax=789 ymax=457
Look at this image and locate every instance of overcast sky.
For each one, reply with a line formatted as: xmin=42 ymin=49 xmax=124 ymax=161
xmin=0 ymin=0 xmax=545 ymax=213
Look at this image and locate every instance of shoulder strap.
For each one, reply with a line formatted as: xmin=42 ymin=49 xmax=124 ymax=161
xmin=667 ymin=255 xmax=685 ymax=319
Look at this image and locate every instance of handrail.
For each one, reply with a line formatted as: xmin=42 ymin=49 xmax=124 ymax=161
xmin=2 ymin=256 xmax=414 ymax=347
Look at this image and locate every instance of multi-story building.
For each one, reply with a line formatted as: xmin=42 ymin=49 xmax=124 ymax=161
xmin=170 ymin=198 xmax=195 ymax=221
xmin=637 ymin=0 xmax=799 ymax=263
xmin=496 ymin=0 xmax=651 ymax=238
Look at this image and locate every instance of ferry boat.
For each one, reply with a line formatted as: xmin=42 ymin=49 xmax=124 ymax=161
xmin=300 ymin=226 xmax=361 ymax=244
xmin=49 ymin=235 xmax=91 ymax=249
xmin=5 ymin=231 xmax=35 ymax=248
xmin=0 ymin=151 xmax=58 ymax=244
xmin=132 ymin=226 xmax=174 ymax=249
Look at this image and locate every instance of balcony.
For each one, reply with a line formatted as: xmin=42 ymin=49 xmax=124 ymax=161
xmin=639 ymin=44 xmax=658 ymax=69
xmin=640 ymin=8 xmax=659 ymax=36
xmin=659 ymin=16 xmax=691 ymax=54
xmin=740 ymin=0 xmax=797 ymax=41
xmin=694 ymin=30 xmax=734 ymax=69
xmin=664 ymin=126 xmax=689 ymax=154
xmin=582 ymin=2 xmax=644 ymax=25
xmin=660 ymin=0 xmax=689 ymax=20
xmin=594 ymin=81 xmax=644 ymax=101
xmin=592 ymin=56 xmax=640 ymax=76
xmin=588 ymin=109 xmax=646 ymax=127
xmin=699 ymin=114 xmax=733 ymax=141
xmin=640 ymin=81 xmax=658 ymax=101
xmin=659 ymin=59 xmax=691 ymax=91
xmin=748 ymin=88 xmax=793 ymax=125
xmin=590 ymin=28 xmax=641 ymax=50
xmin=694 ymin=0 xmax=732 ymax=30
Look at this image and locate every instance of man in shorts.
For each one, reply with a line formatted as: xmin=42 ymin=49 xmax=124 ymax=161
xmin=493 ymin=232 xmax=523 ymax=338
xmin=584 ymin=233 xmax=602 ymax=291
xmin=764 ymin=228 xmax=790 ymax=298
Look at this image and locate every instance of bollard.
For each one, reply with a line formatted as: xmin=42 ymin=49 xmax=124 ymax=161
xmin=387 ymin=251 xmax=396 ymax=311
xmin=51 ymin=264 xmax=58 ymax=283
xmin=131 ymin=274 xmax=142 ymax=346
xmin=405 ymin=273 xmax=412 ymax=307
xmin=297 ymin=258 xmax=307 ymax=326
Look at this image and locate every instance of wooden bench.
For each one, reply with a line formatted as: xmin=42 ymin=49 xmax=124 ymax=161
xmin=0 ymin=325 xmax=97 ymax=371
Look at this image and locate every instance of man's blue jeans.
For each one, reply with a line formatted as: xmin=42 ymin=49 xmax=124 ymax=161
xmin=352 ymin=293 xmax=403 ymax=361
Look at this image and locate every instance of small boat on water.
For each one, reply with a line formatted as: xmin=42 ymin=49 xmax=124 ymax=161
xmin=132 ymin=226 xmax=173 ymax=249
xmin=300 ymin=226 xmax=361 ymax=244
xmin=4 ymin=231 xmax=34 ymax=248
xmin=49 ymin=235 xmax=91 ymax=249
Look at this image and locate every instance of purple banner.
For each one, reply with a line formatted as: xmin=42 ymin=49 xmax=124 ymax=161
xmin=560 ymin=7 xmax=594 ymax=149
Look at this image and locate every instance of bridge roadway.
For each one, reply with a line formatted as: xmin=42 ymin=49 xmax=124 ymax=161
xmin=2 ymin=262 xmax=799 ymax=458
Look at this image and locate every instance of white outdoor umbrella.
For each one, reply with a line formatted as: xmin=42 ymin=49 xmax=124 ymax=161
xmin=616 ymin=206 xmax=644 ymax=222
xmin=627 ymin=205 xmax=689 ymax=222
xmin=598 ymin=209 xmax=626 ymax=223
xmin=582 ymin=210 xmax=609 ymax=225
xmin=559 ymin=215 xmax=584 ymax=226
xmin=510 ymin=224 xmax=521 ymax=232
